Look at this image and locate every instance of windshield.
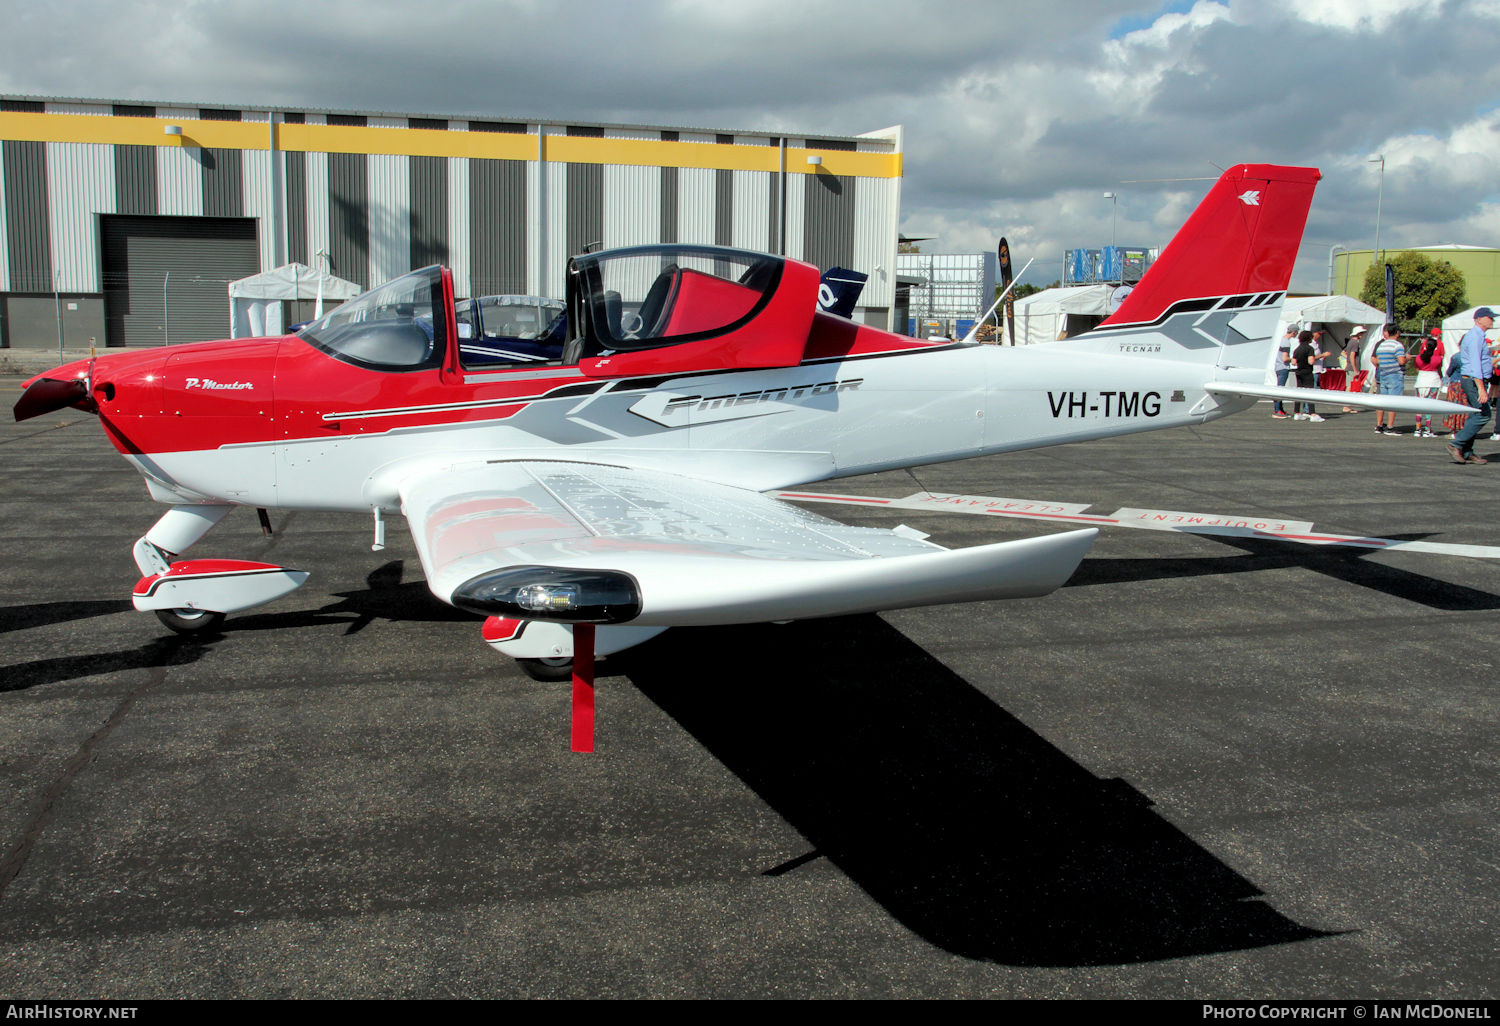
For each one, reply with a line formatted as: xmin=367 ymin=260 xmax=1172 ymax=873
xmin=298 ymin=266 xmax=447 ymax=371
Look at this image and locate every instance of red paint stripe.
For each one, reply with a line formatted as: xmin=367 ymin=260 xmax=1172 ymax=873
xmin=779 ymin=492 xmax=891 ymax=504
xmin=781 ymin=492 xmax=1117 ymax=523
xmin=571 ymin=623 xmax=595 ymax=754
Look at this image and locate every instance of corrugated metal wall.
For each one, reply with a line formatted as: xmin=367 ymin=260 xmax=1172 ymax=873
xmin=367 ymin=153 xmax=410 ymax=286
xmin=327 ymin=151 xmax=368 ymax=288
xmin=446 ymin=154 xmax=471 ymax=296
xmin=470 ymin=156 xmax=528 ymax=296
xmin=202 ymin=147 xmax=243 ymax=218
xmin=3 ymin=138 xmax=51 ymax=291
xmin=602 ymin=164 xmax=659 ymax=250
xmin=157 ymin=143 xmax=203 ymax=217
xmin=853 ymin=176 xmax=897 ymax=308
xmin=242 ymin=145 xmax=277 ymax=271
xmin=303 ymin=150 xmax=330 ymax=277
xmin=46 ymin=142 xmax=114 ymax=292
xmin=408 ymin=153 xmax=447 ymax=270
xmin=0 ymin=143 xmax=9 ymax=292
xmin=114 ymin=145 xmax=156 ymax=216
xmin=1 ymin=100 xmax=903 ymax=342
xmin=731 ymin=169 xmax=771 ymax=254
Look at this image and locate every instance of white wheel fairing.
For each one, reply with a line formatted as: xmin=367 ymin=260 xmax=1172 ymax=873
xmin=483 ymin=620 xmax=666 ymax=660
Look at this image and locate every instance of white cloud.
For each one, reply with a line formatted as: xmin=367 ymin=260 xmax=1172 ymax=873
xmin=1269 ymin=0 xmax=1443 ymax=32
xmin=1 ymin=0 xmax=1495 ymax=292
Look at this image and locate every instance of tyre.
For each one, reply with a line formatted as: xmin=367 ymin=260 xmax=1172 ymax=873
xmin=516 ymin=656 xmax=573 ymax=682
xmin=154 ymin=608 xmax=227 ymax=634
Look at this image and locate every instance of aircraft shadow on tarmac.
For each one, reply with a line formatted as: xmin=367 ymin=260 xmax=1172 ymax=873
xmin=0 ymin=634 xmax=215 ymax=694
xmin=0 ymin=563 xmax=459 ymax=692
xmin=619 ymin=616 xmax=1334 ymax=967
xmin=190 ymin=560 xmax=472 ymax=637
xmin=1066 ymin=534 xmax=1500 ymax=611
xmin=0 ymin=599 xmax=135 ymax=635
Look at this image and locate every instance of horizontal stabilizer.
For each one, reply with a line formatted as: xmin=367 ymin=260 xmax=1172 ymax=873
xmin=1205 ymin=382 xmax=1475 ymax=416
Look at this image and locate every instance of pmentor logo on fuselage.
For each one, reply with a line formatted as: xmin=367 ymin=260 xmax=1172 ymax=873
xmin=184 ymin=378 xmax=255 ymax=391
xmin=631 ymin=378 xmax=864 ymax=427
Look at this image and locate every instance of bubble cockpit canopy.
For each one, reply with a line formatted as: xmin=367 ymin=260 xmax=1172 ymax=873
xmin=564 ymin=245 xmax=786 ymax=360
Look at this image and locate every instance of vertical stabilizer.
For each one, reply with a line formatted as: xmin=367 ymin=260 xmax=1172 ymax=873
xmin=1104 ymin=164 xmax=1321 ymax=328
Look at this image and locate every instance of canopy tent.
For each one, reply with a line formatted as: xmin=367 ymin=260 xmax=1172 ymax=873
xmin=1439 ymin=306 xmax=1500 ymax=352
xmin=228 ymin=263 xmax=363 ymax=338
xmin=1277 ymin=294 xmax=1385 ymax=371
xmin=1009 ymin=285 xmax=1116 ymax=346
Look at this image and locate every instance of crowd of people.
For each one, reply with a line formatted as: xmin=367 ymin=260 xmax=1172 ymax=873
xmin=1271 ymin=307 xmax=1499 ymax=464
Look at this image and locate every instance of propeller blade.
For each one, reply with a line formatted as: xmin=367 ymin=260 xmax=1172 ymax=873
xmin=13 ymin=377 xmax=90 ymax=422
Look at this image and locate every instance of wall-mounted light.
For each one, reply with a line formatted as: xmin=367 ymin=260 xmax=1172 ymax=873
xmin=163 ymin=125 xmax=182 ymax=136
xmin=806 ymin=155 xmax=822 ymax=166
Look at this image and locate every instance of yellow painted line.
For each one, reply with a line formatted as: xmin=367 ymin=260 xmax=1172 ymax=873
xmin=0 ymin=111 xmax=902 ymax=177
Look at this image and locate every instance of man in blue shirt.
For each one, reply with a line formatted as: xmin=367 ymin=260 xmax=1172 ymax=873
xmin=1448 ymin=307 xmax=1495 ymax=464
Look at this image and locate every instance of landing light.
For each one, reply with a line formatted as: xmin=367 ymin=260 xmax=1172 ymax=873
xmin=453 ymin=566 xmax=641 ymax=624
xmin=516 ymin=583 xmax=580 ymax=613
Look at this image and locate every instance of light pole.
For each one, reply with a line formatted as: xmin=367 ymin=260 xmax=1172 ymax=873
xmin=1102 ymin=191 xmax=1117 ymax=249
xmin=1369 ymin=154 xmax=1385 ymax=272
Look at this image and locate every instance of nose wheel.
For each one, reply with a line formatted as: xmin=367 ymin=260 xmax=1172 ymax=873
xmin=516 ymin=656 xmax=573 ymax=682
xmin=154 ymin=608 xmax=227 ymax=634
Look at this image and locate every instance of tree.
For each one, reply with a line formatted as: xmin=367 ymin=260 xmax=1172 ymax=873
xmin=1358 ymin=252 xmax=1466 ymax=331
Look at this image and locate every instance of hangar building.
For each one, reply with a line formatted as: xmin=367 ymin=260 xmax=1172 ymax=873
xmin=0 ymin=96 xmax=904 ymax=349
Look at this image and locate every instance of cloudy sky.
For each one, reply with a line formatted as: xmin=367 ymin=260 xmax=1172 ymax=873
xmin=5 ymin=0 xmax=1498 ymax=292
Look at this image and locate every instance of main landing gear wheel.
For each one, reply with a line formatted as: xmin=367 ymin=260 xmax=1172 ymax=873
xmin=517 ymin=656 xmax=573 ymax=682
xmin=154 ymin=608 xmax=227 ymax=634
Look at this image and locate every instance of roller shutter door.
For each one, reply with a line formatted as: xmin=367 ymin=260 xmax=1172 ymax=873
xmin=102 ymin=215 xmax=259 ymax=347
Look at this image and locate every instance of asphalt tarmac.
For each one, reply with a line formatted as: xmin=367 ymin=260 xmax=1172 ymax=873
xmin=1 ymin=393 xmax=1496 ymax=999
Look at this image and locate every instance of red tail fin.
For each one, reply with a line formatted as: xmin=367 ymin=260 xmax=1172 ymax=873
xmin=1106 ymin=164 xmax=1320 ymax=326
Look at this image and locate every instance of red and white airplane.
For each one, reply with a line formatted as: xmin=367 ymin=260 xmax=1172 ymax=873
xmin=12 ymin=163 xmax=1467 ymax=685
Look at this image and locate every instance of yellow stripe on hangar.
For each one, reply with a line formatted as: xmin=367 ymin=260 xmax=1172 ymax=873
xmin=0 ymin=111 xmax=901 ymax=177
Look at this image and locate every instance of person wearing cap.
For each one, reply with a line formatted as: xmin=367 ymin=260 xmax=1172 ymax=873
xmin=1273 ymin=323 xmax=1297 ymax=418
xmin=1448 ymin=307 xmax=1495 ymax=464
xmin=1343 ymin=325 xmax=1368 ymax=412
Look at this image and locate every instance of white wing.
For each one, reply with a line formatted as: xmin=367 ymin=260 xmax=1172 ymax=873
xmin=399 ymin=460 xmax=1096 ymax=627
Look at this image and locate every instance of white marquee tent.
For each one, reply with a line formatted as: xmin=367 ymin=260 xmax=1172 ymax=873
xmin=1008 ymin=285 xmax=1115 ymax=346
xmin=1277 ymin=294 xmax=1386 ymax=371
xmin=228 ymin=263 xmax=363 ymax=339
xmin=1439 ymin=306 xmax=1500 ymax=351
